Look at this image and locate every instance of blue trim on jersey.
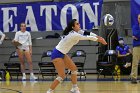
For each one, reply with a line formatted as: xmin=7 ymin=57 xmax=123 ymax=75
xmin=51 ymin=48 xmax=65 ymax=60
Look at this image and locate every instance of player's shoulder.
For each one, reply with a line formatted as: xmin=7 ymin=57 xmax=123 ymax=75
xmin=69 ymin=31 xmax=80 ymax=36
xmin=16 ymin=31 xmax=30 ymax=35
xmin=24 ymin=31 xmax=31 ymax=35
xmin=25 ymin=31 xmax=30 ymax=33
xmin=16 ymin=31 xmax=21 ymax=34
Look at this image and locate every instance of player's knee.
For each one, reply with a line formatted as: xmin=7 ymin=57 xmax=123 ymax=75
xmin=55 ymin=76 xmax=65 ymax=83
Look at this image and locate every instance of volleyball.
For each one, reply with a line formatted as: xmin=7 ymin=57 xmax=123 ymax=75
xmin=103 ymin=14 xmax=114 ymax=26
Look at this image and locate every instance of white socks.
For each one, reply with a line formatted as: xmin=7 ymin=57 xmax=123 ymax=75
xmin=22 ymin=73 xmax=26 ymax=76
xmin=72 ymin=84 xmax=78 ymax=88
xmin=47 ymin=88 xmax=53 ymax=92
xmin=30 ymin=73 xmax=34 ymax=76
xmin=22 ymin=73 xmax=35 ymax=76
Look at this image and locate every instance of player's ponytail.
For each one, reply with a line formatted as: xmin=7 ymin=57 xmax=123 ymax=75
xmin=63 ymin=19 xmax=77 ymax=35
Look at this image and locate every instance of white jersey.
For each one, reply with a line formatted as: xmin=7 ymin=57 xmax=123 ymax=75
xmin=56 ymin=30 xmax=98 ymax=54
xmin=14 ymin=31 xmax=32 ymax=46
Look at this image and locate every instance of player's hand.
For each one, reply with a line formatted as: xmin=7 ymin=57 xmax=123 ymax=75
xmin=126 ymin=53 xmax=130 ymax=56
xmin=12 ymin=40 xmax=22 ymax=47
xmin=97 ymin=36 xmax=107 ymax=45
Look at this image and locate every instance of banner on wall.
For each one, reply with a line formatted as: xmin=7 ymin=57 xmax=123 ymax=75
xmin=0 ymin=0 xmax=103 ymax=32
xmin=131 ymin=0 xmax=140 ymax=27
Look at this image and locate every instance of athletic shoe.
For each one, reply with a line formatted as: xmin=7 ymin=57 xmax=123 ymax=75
xmin=70 ymin=87 xmax=80 ymax=93
xmin=22 ymin=75 xmax=26 ymax=81
xmin=30 ymin=75 xmax=38 ymax=81
xmin=131 ymin=78 xmax=137 ymax=84
xmin=124 ymin=63 xmax=131 ymax=68
xmin=46 ymin=90 xmax=53 ymax=93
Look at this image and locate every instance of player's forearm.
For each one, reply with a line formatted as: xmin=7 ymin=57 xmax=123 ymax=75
xmin=96 ymin=36 xmax=107 ymax=45
xmin=118 ymin=55 xmax=126 ymax=57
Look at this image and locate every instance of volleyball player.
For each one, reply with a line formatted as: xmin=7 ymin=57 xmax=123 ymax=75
xmin=46 ymin=19 xmax=107 ymax=93
xmin=12 ymin=23 xmax=37 ymax=81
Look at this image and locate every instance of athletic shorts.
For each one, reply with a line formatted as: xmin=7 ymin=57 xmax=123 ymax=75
xmin=51 ymin=48 xmax=65 ymax=60
xmin=17 ymin=45 xmax=29 ymax=51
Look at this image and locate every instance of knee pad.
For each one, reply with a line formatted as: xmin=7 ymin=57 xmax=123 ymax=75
xmin=71 ymin=70 xmax=78 ymax=75
xmin=56 ymin=76 xmax=63 ymax=83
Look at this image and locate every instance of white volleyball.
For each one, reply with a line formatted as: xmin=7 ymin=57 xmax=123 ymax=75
xmin=103 ymin=14 xmax=114 ymax=26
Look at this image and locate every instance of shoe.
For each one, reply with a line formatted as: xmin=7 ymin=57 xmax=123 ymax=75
xmin=46 ymin=91 xmax=53 ymax=93
xmin=131 ymin=78 xmax=137 ymax=84
xmin=124 ymin=63 xmax=131 ymax=68
xmin=30 ymin=75 xmax=38 ymax=81
xmin=46 ymin=90 xmax=53 ymax=93
xmin=70 ymin=87 xmax=80 ymax=93
xmin=22 ymin=76 xmax=26 ymax=81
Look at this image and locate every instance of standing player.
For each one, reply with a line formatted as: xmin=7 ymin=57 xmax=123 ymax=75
xmin=131 ymin=14 xmax=140 ymax=84
xmin=0 ymin=30 xmax=5 ymax=80
xmin=46 ymin=19 xmax=107 ymax=93
xmin=12 ymin=23 xmax=37 ymax=81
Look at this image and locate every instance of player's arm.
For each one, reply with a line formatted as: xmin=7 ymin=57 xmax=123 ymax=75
xmin=117 ymin=51 xmax=126 ymax=57
xmin=13 ymin=32 xmax=19 ymax=42
xmin=78 ymin=30 xmax=97 ymax=37
xmin=126 ymin=46 xmax=132 ymax=56
xmin=82 ymin=30 xmax=107 ymax=44
xmin=76 ymin=33 xmax=107 ymax=45
xmin=84 ymin=31 xmax=97 ymax=37
xmin=96 ymin=36 xmax=107 ymax=45
xmin=116 ymin=46 xmax=127 ymax=57
xmin=28 ymin=32 xmax=32 ymax=55
xmin=12 ymin=32 xmax=22 ymax=46
xmin=132 ymin=25 xmax=140 ymax=40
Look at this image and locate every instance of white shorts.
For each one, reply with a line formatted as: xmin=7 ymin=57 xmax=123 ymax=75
xmin=17 ymin=45 xmax=29 ymax=51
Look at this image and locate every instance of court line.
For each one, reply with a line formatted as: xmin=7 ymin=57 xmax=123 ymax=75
xmin=19 ymin=90 xmax=140 ymax=92
xmin=0 ymin=88 xmax=22 ymax=93
xmin=7 ymin=78 xmax=132 ymax=81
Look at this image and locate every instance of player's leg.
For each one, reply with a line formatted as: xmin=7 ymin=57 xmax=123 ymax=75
xmin=131 ymin=47 xmax=139 ymax=84
xmin=16 ymin=49 xmax=26 ymax=80
xmin=24 ymin=50 xmax=37 ymax=80
xmin=64 ymin=54 xmax=80 ymax=93
xmin=47 ymin=58 xmax=66 ymax=93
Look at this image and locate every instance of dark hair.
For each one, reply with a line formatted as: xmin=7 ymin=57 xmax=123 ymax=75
xmin=63 ymin=19 xmax=77 ymax=35
xmin=20 ymin=22 xmax=26 ymax=27
xmin=118 ymin=37 xmax=123 ymax=41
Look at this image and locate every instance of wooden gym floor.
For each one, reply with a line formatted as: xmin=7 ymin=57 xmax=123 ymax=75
xmin=0 ymin=76 xmax=140 ymax=93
